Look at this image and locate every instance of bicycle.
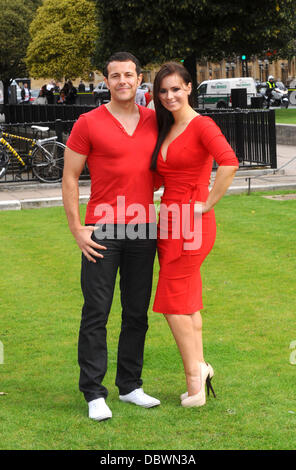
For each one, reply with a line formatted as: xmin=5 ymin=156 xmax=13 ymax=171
xmin=0 ymin=125 xmax=65 ymax=183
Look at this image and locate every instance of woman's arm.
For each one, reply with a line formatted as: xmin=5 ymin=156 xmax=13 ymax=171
xmin=202 ymin=165 xmax=238 ymax=213
xmin=197 ymin=118 xmax=239 ymax=213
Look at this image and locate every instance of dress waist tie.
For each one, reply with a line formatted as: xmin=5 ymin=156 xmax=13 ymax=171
xmin=160 ymin=183 xmax=201 ymax=263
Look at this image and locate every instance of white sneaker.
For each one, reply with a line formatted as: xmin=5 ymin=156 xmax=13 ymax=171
xmin=119 ymin=388 xmax=160 ymax=408
xmin=88 ymin=398 xmax=112 ymax=421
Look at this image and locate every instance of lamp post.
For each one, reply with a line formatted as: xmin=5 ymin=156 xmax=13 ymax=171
xmin=231 ymin=62 xmax=236 ymax=78
xmin=258 ymin=60 xmax=263 ymax=82
xmin=264 ymin=59 xmax=269 ymax=81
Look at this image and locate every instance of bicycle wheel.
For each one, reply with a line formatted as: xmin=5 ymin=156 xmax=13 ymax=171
xmin=31 ymin=141 xmax=65 ymax=183
xmin=0 ymin=147 xmax=9 ymax=179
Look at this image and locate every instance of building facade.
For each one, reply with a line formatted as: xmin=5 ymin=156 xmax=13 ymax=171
xmin=30 ymin=57 xmax=296 ymax=93
xmin=195 ymin=57 xmax=296 ymax=86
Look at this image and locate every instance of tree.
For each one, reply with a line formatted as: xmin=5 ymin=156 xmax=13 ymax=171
xmin=278 ymin=39 xmax=296 ymax=60
xmin=25 ymin=0 xmax=98 ymax=81
xmin=94 ymin=0 xmax=296 ymax=104
xmin=0 ymin=0 xmax=42 ymax=103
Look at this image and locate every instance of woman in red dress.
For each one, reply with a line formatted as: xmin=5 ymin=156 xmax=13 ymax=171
xmin=151 ymin=62 xmax=239 ymax=408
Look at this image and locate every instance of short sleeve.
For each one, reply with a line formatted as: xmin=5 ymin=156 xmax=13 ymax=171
xmin=199 ymin=117 xmax=239 ymax=167
xmin=66 ymin=115 xmax=90 ymax=156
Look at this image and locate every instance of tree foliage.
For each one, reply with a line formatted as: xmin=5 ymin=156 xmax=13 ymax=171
xmin=94 ymin=0 xmax=296 ymax=67
xmin=0 ymin=0 xmax=41 ymax=82
xmin=0 ymin=0 xmax=42 ymax=103
xmin=26 ymin=0 xmax=98 ymax=80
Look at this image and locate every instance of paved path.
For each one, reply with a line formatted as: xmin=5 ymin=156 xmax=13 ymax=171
xmin=0 ymin=144 xmax=295 ymax=211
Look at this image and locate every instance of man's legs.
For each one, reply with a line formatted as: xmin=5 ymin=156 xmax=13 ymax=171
xmin=116 ymin=225 xmax=156 ymax=395
xmin=78 ymin=238 xmax=121 ymax=402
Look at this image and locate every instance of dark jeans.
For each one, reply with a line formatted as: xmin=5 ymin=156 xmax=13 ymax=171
xmin=78 ymin=224 xmax=156 ymax=402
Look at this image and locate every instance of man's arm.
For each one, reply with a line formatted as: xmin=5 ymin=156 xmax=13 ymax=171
xmin=62 ymin=146 xmax=107 ymax=263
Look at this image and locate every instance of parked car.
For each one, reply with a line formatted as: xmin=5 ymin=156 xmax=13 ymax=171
xmin=93 ymin=81 xmax=110 ymax=106
xmin=197 ymin=77 xmax=257 ymax=108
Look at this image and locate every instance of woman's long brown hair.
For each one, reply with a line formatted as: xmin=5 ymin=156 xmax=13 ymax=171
xmin=150 ymin=62 xmax=194 ymax=170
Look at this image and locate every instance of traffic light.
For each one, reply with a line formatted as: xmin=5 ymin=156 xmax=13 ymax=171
xmin=241 ymin=54 xmax=247 ymax=76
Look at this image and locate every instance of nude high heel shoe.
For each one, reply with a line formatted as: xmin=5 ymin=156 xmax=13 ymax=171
xmin=181 ymin=362 xmax=216 ymax=408
xmin=180 ymin=362 xmax=215 ymax=401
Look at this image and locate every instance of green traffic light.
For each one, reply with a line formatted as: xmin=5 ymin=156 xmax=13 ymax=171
xmin=241 ymin=55 xmax=246 ymax=60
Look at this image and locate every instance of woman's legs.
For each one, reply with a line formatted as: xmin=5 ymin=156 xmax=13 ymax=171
xmin=190 ymin=311 xmax=205 ymax=363
xmin=164 ymin=311 xmax=203 ymax=396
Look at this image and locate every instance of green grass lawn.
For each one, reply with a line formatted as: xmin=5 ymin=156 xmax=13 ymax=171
xmin=0 ymin=192 xmax=296 ymax=450
xmin=275 ymin=108 xmax=296 ymax=124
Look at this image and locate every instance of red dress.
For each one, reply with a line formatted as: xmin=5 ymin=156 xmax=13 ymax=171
xmin=153 ymin=115 xmax=239 ymax=315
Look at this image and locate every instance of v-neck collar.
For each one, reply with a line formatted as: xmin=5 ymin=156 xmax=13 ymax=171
xmin=103 ymin=104 xmax=143 ymax=137
xmin=160 ymin=115 xmax=201 ymax=162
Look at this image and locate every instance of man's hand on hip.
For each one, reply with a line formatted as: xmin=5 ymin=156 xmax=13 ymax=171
xmin=73 ymin=225 xmax=107 ymax=263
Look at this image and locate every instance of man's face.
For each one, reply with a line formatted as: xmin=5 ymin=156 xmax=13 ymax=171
xmin=105 ymin=60 xmax=142 ymax=103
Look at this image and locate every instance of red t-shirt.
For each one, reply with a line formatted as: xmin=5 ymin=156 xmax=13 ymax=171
xmin=66 ymin=104 xmax=158 ymax=224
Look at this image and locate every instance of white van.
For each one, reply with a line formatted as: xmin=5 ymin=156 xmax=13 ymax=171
xmin=197 ymin=77 xmax=257 ymax=108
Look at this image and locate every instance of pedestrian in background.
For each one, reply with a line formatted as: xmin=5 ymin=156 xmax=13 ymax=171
xmin=135 ymin=86 xmax=146 ymax=106
xmin=41 ymin=84 xmax=54 ymax=104
xmin=145 ymin=84 xmax=153 ymax=106
xmin=21 ymin=83 xmax=31 ymax=104
xmin=78 ymin=80 xmax=86 ymax=92
xmin=57 ymin=90 xmax=66 ymax=104
xmin=65 ymin=80 xmax=77 ymax=105
xmin=33 ymin=87 xmax=48 ymax=105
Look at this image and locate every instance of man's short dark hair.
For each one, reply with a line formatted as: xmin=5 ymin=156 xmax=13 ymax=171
xmin=103 ymin=52 xmax=142 ymax=78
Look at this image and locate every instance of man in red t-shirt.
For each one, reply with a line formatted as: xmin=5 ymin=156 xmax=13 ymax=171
xmin=62 ymin=52 xmax=160 ymax=421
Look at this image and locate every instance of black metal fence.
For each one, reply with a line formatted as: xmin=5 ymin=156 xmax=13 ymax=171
xmin=3 ymin=104 xmax=96 ymax=124
xmin=0 ymin=107 xmax=277 ymax=184
xmin=201 ymin=108 xmax=277 ymax=168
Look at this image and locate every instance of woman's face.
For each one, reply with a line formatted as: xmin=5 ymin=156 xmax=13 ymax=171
xmin=158 ymin=73 xmax=191 ymax=112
